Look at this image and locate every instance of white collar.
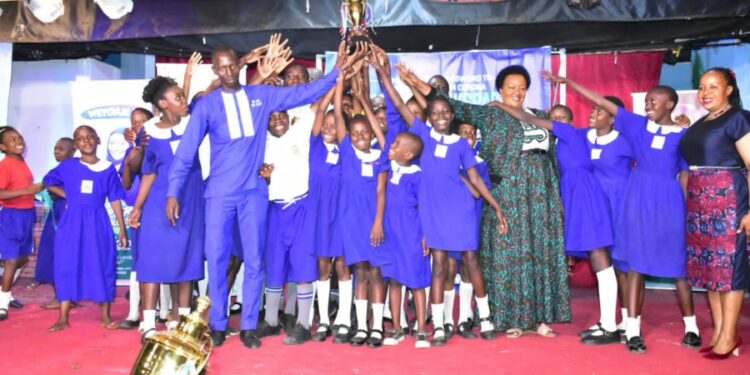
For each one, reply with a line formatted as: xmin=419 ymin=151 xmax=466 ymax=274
xmin=646 ymin=121 xmax=684 ymax=135
xmin=587 ymin=129 xmax=620 ymax=145
xmin=144 ymin=116 xmax=189 ymax=140
xmin=429 ymin=129 xmax=461 ymax=145
xmin=353 ymin=144 xmax=382 ymax=163
xmin=324 ymin=142 xmax=338 ymax=151
xmin=80 ymin=158 xmax=112 ymax=172
xmin=390 ymin=160 xmax=420 ymax=174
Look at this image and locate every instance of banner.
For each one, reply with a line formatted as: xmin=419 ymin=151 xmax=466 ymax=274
xmin=324 ymin=48 xmax=552 ymax=110
xmin=70 ymin=79 xmax=150 ymax=285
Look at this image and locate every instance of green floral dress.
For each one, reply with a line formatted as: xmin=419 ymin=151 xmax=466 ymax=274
xmin=450 ymin=98 xmax=571 ymax=331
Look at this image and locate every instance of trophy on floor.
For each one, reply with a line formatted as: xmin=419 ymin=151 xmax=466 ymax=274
xmin=341 ymin=0 xmax=372 ymax=48
xmin=131 ymin=297 xmax=213 ymax=375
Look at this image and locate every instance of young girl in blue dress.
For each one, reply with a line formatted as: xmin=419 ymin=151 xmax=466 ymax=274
xmin=45 ymin=125 xmax=128 ymax=332
xmin=36 ymin=137 xmax=76 ymax=310
xmin=372 ymin=52 xmax=508 ymax=346
xmin=0 ymin=127 xmax=43 ymax=321
xmin=128 ymin=77 xmax=205 ymax=336
xmin=546 ymin=72 xmax=700 ymax=353
xmin=332 ymin=69 xmax=391 ymax=348
xmin=491 ymin=101 xmax=621 ymax=346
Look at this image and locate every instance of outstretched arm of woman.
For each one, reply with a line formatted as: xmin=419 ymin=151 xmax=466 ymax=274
xmin=541 ymin=71 xmax=620 ymax=117
xmin=487 ymin=101 xmax=554 ymax=131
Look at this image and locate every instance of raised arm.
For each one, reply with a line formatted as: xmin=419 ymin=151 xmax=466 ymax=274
xmin=334 ymin=70 xmax=348 ymax=144
xmin=352 ymin=71 xmax=385 ymax=149
xmin=541 ymin=71 xmax=620 ymax=117
xmin=487 ymin=101 xmax=553 ymax=131
xmin=183 ymin=52 xmax=202 ymax=100
xmin=371 ymin=56 xmax=415 ymax=126
xmin=311 ymin=87 xmax=335 ymax=137
xmin=396 ymin=64 xmax=428 ymax=110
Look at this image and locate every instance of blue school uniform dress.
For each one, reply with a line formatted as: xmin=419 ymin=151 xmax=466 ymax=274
xmin=586 ymin=128 xmax=634 ymax=270
xmin=382 ymin=161 xmax=431 ymax=289
xmin=44 ymin=159 xmax=125 ymax=303
xmin=264 ymin=110 xmax=317 ymax=287
xmin=35 ymin=193 xmax=65 ymax=284
xmin=136 ymin=117 xmax=205 ymax=284
xmin=410 ymin=118 xmax=479 ymax=251
xmin=0 ymin=157 xmax=36 ymax=261
xmin=168 ymin=68 xmax=340 ymax=331
xmin=309 ymin=134 xmax=343 ymax=258
xmin=552 ymin=122 xmax=614 ymax=257
xmin=338 ymin=136 xmax=390 ymax=267
xmin=119 ymin=146 xmax=142 ymax=271
xmin=612 ymin=109 xmax=688 ymax=278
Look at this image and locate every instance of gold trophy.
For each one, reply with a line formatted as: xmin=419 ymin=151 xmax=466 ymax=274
xmin=342 ymin=0 xmax=372 ymax=48
xmin=131 ymin=297 xmax=213 ymax=375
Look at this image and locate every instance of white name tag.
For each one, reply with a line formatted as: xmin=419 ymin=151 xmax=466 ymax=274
xmin=170 ymin=140 xmax=181 ymax=155
xmin=650 ymin=135 xmax=666 ymax=150
xmin=326 ymin=151 xmax=339 ymax=165
xmin=591 ymin=148 xmax=603 ymax=160
xmin=390 ymin=173 xmax=402 ymax=185
xmin=81 ymin=180 xmax=93 ymax=194
xmin=434 ymin=144 xmax=448 ymax=158
xmin=361 ymin=162 xmax=374 ymax=177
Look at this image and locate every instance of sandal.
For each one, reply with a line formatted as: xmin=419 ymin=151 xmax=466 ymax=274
xmin=312 ymin=323 xmax=331 ymax=342
xmin=367 ymin=329 xmax=384 ymax=348
xmin=350 ymin=329 xmax=368 ymax=347
xmin=431 ymin=327 xmax=447 ymax=347
xmin=528 ymin=323 xmax=557 ymax=338
xmin=505 ymin=328 xmax=525 ymax=339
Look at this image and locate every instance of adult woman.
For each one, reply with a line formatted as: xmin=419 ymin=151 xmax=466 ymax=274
xmin=680 ymin=67 xmax=750 ymax=359
xmin=402 ymin=65 xmax=569 ymax=337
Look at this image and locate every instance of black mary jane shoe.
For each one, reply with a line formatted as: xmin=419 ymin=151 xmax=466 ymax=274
xmin=209 ymin=330 xmax=227 ymax=348
xmin=682 ymin=332 xmax=702 ymax=349
xmin=256 ymin=320 xmax=282 ymax=338
xmin=479 ymin=318 xmax=497 ymax=340
xmin=444 ymin=323 xmax=455 ymax=340
xmin=312 ymin=323 xmax=332 ymax=342
xmin=457 ymin=322 xmax=477 ymax=339
xmin=0 ymin=308 xmax=8 ymax=321
xmin=229 ymin=302 xmax=242 ymax=315
xmin=9 ymin=299 xmax=23 ymax=309
xmin=118 ymin=319 xmax=140 ymax=330
xmin=578 ymin=322 xmax=603 ymax=338
xmin=240 ymin=330 xmax=262 ymax=349
xmin=350 ymin=329 xmax=369 ymax=347
xmin=581 ymin=330 xmax=621 ymax=345
xmin=283 ymin=323 xmax=312 ymax=345
xmin=367 ymin=329 xmax=384 ymax=348
xmin=431 ymin=327 xmax=447 ymax=347
xmin=332 ymin=325 xmax=353 ymax=344
xmin=627 ymin=336 xmax=647 ymax=354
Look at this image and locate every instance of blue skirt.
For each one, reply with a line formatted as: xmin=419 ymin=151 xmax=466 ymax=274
xmin=339 ymin=187 xmax=390 ymax=267
xmin=35 ymin=214 xmax=56 ymax=284
xmin=383 ymin=208 xmax=431 ymax=289
xmin=560 ymin=170 xmax=614 ymax=258
xmin=0 ymin=207 xmax=35 ymax=261
xmin=310 ymin=176 xmax=343 ymax=258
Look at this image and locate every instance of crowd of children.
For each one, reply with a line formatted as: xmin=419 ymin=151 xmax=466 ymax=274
xmin=0 ymin=35 xmax=748 ymax=358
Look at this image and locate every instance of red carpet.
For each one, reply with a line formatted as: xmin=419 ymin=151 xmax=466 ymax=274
xmin=2 ymin=278 xmax=749 ymax=375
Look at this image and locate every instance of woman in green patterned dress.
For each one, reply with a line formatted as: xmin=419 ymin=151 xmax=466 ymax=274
xmin=401 ymin=65 xmax=570 ymax=337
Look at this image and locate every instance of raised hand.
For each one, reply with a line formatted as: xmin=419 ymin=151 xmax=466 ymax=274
xmin=186 ymin=52 xmax=203 ymax=76
xmin=272 ymin=47 xmax=294 ymax=75
xmin=267 ymin=33 xmax=289 ymax=59
xmin=257 ymin=55 xmax=277 ymax=80
xmin=541 ymin=71 xmax=566 ymax=84
xmin=240 ymin=44 xmax=269 ymax=65
xmin=336 ymin=41 xmax=368 ymax=71
xmin=124 ymin=128 xmax=137 ymax=144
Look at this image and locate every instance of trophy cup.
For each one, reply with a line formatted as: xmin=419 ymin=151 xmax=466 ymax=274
xmin=341 ymin=0 xmax=372 ymax=49
xmin=131 ymin=297 xmax=213 ymax=375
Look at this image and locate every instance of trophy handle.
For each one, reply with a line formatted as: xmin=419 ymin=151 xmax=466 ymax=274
xmin=196 ymin=332 xmax=213 ymax=371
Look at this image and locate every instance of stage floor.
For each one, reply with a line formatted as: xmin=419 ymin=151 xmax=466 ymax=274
xmin=2 ymin=278 xmax=749 ymax=375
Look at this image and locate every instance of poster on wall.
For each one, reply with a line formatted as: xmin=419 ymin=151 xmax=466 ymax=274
xmin=70 ymin=79 xmax=150 ymax=285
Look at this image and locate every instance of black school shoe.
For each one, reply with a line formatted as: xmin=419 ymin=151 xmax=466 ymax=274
xmin=478 ymin=318 xmax=497 ymax=340
xmin=312 ymin=323 xmax=332 ymax=342
xmin=283 ymin=323 xmax=312 ymax=345
xmin=209 ymin=330 xmax=227 ymax=348
xmin=581 ymin=330 xmax=621 ymax=345
xmin=457 ymin=322 xmax=477 ymax=339
xmin=118 ymin=319 xmax=139 ymax=330
xmin=682 ymin=332 xmax=701 ymax=349
xmin=240 ymin=330 xmax=261 ymax=349
xmin=367 ymin=329 xmax=384 ymax=348
xmin=332 ymin=325 xmax=353 ymax=344
xmin=444 ymin=324 xmax=455 ymax=340
xmin=9 ymin=299 xmax=23 ymax=309
xmin=350 ymin=330 xmax=369 ymax=346
xmin=626 ymin=336 xmax=647 ymax=354
xmin=279 ymin=313 xmax=297 ymax=333
xmin=578 ymin=323 xmax=603 ymax=338
xmin=0 ymin=308 xmax=7 ymax=321
xmin=256 ymin=320 xmax=282 ymax=338
xmin=431 ymin=327 xmax=447 ymax=347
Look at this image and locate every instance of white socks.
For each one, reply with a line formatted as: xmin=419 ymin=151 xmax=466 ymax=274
xmin=476 ymin=295 xmax=493 ymax=332
xmin=625 ymin=317 xmax=640 ymax=340
xmin=596 ymin=267 xmax=618 ymax=332
xmin=354 ymin=299 xmax=368 ymax=331
xmin=617 ymin=308 xmax=628 ymax=331
xmin=296 ymin=284 xmax=314 ymax=329
xmin=0 ymin=290 xmax=10 ymax=310
xmin=399 ymin=287 xmax=408 ymax=329
xmin=159 ymin=285 xmax=171 ymax=320
xmin=333 ymin=280 xmax=353 ymax=333
xmin=126 ymin=272 xmax=140 ymax=321
xmin=683 ymin=315 xmax=699 ymax=335
xmin=443 ymin=289 xmax=455 ymax=326
xmin=142 ymin=309 xmax=156 ymax=331
xmin=197 ymin=263 xmax=209 ymax=297
xmin=431 ymin=304 xmax=445 ymax=337
xmin=371 ymin=303 xmax=384 ymax=332
xmin=458 ymin=281 xmax=474 ymax=324
xmin=264 ymin=286 xmax=283 ymax=326
xmin=178 ymin=307 xmax=190 ymax=317
xmin=317 ymin=279 xmax=331 ymax=325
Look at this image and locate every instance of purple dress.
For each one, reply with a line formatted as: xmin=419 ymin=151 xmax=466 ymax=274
xmin=410 ymin=118 xmax=478 ymax=251
xmin=613 ymin=109 xmax=688 ymax=278
xmin=586 ymin=128 xmax=634 ymax=270
xmin=34 ymin=195 xmax=65 ymax=284
xmin=309 ymin=134 xmax=343 ymax=258
xmin=552 ymin=122 xmax=614 ymax=256
xmin=382 ymin=161 xmax=431 ymax=289
xmin=136 ymin=119 xmax=205 ymax=283
xmin=338 ymin=136 xmax=390 ymax=266
xmin=44 ymin=159 xmax=126 ymax=303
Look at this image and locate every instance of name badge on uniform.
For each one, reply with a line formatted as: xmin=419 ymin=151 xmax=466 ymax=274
xmin=326 ymin=151 xmax=339 ymax=165
xmin=390 ymin=173 xmax=402 ymax=185
xmin=434 ymin=144 xmax=448 ymax=158
xmin=650 ymin=135 xmax=666 ymax=150
xmin=170 ymin=140 xmax=181 ymax=155
xmin=361 ymin=162 xmax=374 ymax=177
xmin=81 ymin=180 xmax=93 ymax=194
xmin=591 ymin=148 xmax=603 ymax=160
